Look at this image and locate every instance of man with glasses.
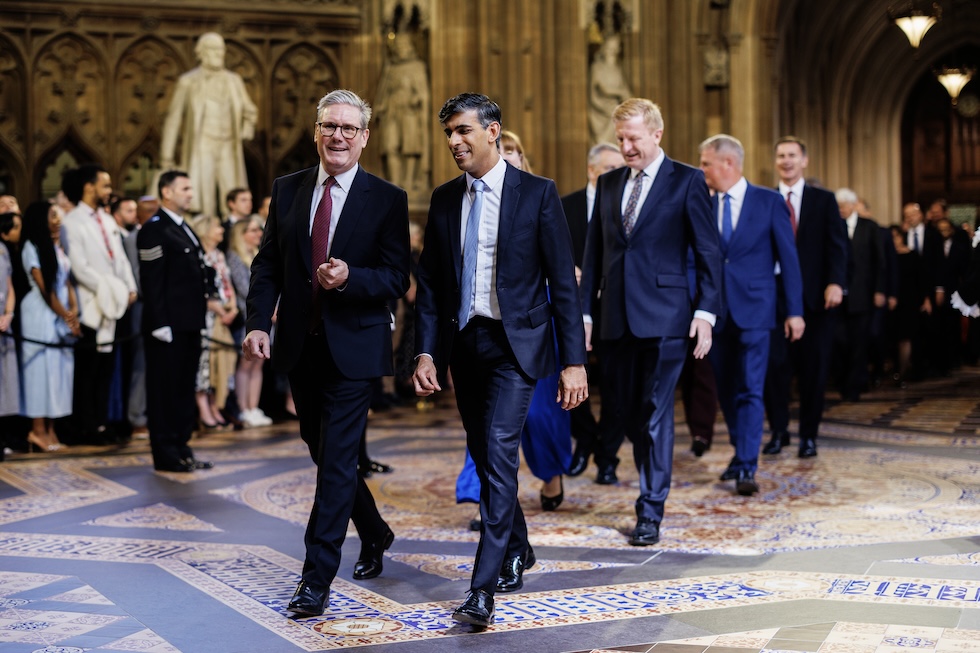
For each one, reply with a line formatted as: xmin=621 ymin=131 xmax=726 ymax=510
xmin=243 ymin=89 xmax=411 ymax=618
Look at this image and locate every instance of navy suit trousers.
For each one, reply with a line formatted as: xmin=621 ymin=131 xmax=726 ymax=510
xmin=451 ymin=317 xmax=535 ymax=595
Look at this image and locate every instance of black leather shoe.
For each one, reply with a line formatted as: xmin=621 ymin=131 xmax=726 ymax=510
xmin=567 ymin=445 xmax=590 ymax=477
xmin=468 ymin=518 xmax=482 ymax=532
xmin=735 ymin=469 xmax=759 ymax=496
xmin=719 ymin=458 xmax=738 ymax=481
xmin=353 ymin=527 xmax=394 ymax=580
xmin=182 ymin=458 xmax=214 ymax=470
xmin=452 ymin=589 xmax=494 ymax=628
xmin=628 ymin=519 xmax=660 ymax=546
xmin=798 ymin=438 xmax=818 ymax=458
xmin=595 ymin=465 xmax=618 ymax=485
xmin=496 ymin=546 xmax=536 ymax=593
xmin=154 ymin=461 xmax=195 ymax=473
xmin=287 ymin=581 xmax=328 ymax=617
xmin=762 ymin=430 xmax=790 ymax=455
xmin=540 ymin=477 xmax=563 ymax=511
xmin=691 ymin=436 xmax=710 ymax=457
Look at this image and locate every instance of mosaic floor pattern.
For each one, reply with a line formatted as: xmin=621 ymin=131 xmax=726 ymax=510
xmin=0 ymin=370 xmax=979 ymax=652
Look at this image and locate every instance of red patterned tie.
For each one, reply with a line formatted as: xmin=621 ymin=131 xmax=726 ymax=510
xmin=786 ymin=191 xmax=797 ymax=237
xmin=309 ymin=177 xmax=335 ymax=331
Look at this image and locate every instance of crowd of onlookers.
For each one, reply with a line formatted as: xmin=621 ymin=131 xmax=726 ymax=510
xmin=0 ymin=172 xmax=295 ymax=459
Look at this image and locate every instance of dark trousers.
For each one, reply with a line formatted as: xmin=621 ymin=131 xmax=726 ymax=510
xmin=765 ymin=306 xmax=837 ymax=440
xmin=602 ymin=333 xmax=687 ymax=524
xmin=145 ymin=330 xmax=200 ymax=467
xmin=833 ymin=309 xmax=872 ymax=399
xmin=289 ymin=332 xmax=386 ymax=590
xmin=680 ymin=340 xmax=718 ymax=443
xmin=451 ymin=317 xmax=535 ymax=595
xmin=594 ymin=348 xmax=627 ymax=471
xmin=73 ymin=324 xmax=114 ymax=440
xmin=709 ymin=323 xmax=769 ymax=473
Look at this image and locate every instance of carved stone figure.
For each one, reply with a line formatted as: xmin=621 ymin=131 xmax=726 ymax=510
xmin=160 ymin=32 xmax=257 ymax=216
xmin=375 ymin=35 xmax=430 ymax=192
xmin=588 ymin=35 xmax=632 ymax=146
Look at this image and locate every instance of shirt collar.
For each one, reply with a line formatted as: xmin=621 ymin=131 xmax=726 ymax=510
xmin=466 ymin=156 xmax=508 ymax=194
xmin=778 ymin=177 xmax=805 ymax=198
xmin=317 ymin=162 xmax=359 ymax=193
xmin=635 ymin=149 xmax=666 ymax=181
xmin=161 ymin=206 xmax=184 ymax=226
xmin=722 ymin=176 xmax=747 ymax=201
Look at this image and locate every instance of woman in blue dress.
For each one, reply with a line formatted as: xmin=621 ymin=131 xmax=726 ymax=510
xmin=0 ymin=211 xmax=22 ymax=420
xmin=20 ymin=201 xmax=80 ymax=452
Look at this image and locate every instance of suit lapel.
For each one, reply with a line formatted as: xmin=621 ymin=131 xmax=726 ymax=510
xmin=329 ymin=167 xmax=367 ymax=258
xmin=496 ymin=165 xmax=522 ymax=253
xmin=296 ymin=166 xmax=318 ymax=276
xmin=449 ymin=175 xmax=466 ymax=283
xmin=631 ymin=157 xmax=674 ymax=238
xmin=608 ymin=167 xmax=629 ymax=239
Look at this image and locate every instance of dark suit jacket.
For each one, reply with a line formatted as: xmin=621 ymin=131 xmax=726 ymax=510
xmin=560 ymin=187 xmax=589 ymax=268
xmin=581 ymin=157 xmax=722 ymax=340
xmin=414 ymin=164 xmax=586 ymax=383
xmin=716 ymin=182 xmax=803 ymax=331
xmin=794 ymin=185 xmax=849 ymax=313
xmin=136 ymin=210 xmax=208 ymax=334
xmin=844 ymin=216 xmax=886 ymax=314
xmin=246 ymin=164 xmax=410 ymax=379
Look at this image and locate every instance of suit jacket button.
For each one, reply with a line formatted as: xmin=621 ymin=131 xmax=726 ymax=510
xmin=451 ymin=317 xmax=458 ymax=324
xmin=184 ymin=248 xmax=190 ymax=253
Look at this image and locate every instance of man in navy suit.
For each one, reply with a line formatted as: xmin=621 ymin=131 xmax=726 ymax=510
xmin=414 ymin=93 xmax=587 ymax=628
xmin=698 ymin=135 xmax=804 ymax=495
xmin=580 ymin=98 xmax=722 ymax=546
xmin=762 ymin=137 xmax=848 ymax=458
xmin=560 ymin=142 xmax=624 ymax=478
xmin=244 ymin=90 xmax=410 ymax=617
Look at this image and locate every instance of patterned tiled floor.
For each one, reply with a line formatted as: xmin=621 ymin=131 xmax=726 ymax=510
xmin=1 ymin=369 xmax=980 ymax=652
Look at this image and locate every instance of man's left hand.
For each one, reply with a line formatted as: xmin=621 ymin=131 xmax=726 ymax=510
xmin=557 ymin=364 xmax=588 ymax=411
xmin=317 ymin=257 xmax=349 ymax=290
xmin=824 ymin=283 xmax=843 ymax=309
xmin=690 ymin=317 xmax=712 ymax=359
xmin=784 ymin=315 xmax=805 ymax=342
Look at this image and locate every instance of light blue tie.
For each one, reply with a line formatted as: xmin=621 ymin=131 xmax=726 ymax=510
xmin=459 ymin=179 xmax=486 ymax=329
xmin=721 ymin=193 xmax=733 ymax=249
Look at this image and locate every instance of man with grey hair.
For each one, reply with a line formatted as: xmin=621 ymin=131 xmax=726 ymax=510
xmin=244 ymin=89 xmax=411 ymax=617
xmin=561 ymin=141 xmax=624 ymax=478
xmin=161 ymin=32 xmax=258 ymax=217
xmin=833 ymin=187 xmax=885 ymax=401
xmin=698 ymin=134 xmax=804 ymax=495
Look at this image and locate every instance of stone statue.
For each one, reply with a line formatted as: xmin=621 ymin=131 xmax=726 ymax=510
xmin=160 ymin=32 xmax=258 ymax=216
xmin=588 ymin=35 xmax=632 ymax=146
xmin=375 ymin=34 xmax=430 ymax=193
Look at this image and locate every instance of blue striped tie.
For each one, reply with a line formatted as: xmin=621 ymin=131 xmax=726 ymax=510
xmin=459 ymin=179 xmax=486 ymax=329
xmin=721 ymin=193 xmax=732 ymax=250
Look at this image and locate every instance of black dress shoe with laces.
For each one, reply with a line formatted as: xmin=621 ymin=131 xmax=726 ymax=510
xmin=452 ymin=589 xmax=495 ymax=628
xmin=798 ymin=438 xmax=818 ymax=458
xmin=496 ymin=546 xmax=536 ymax=593
xmin=595 ymin=465 xmax=618 ymax=485
xmin=735 ymin=469 xmax=759 ymax=496
xmin=352 ymin=527 xmax=394 ymax=580
xmin=287 ymin=581 xmax=329 ymax=617
xmin=762 ymin=430 xmax=790 ymax=455
xmin=628 ymin=519 xmax=660 ymax=546
xmin=719 ymin=458 xmax=738 ymax=481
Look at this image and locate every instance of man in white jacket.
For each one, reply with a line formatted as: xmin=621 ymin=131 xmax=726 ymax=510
xmin=62 ymin=164 xmax=137 ymax=444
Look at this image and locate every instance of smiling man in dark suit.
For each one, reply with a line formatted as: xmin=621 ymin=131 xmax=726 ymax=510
xmin=699 ymin=134 xmax=804 ymax=495
xmin=413 ymin=93 xmax=587 ymax=628
xmin=243 ymin=89 xmax=410 ymax=618
xmin=580 ymin=98 xmax=722 ymax=546
xmin=762 ymin=137 xmax=848 ymax=458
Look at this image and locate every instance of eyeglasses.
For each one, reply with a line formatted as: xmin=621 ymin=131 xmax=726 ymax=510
xmin=316 ymin=122 xmax=361 ymax=139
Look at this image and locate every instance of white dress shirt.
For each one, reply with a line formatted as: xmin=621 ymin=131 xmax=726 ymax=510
xmin=460 ymin=157 xmax=508 ymax=323
xmin=586 ymin=183 xmax=597 ymax=222
xmin=845 ymin=212 xmax=858 ymax=240
xmin=778 ymin=178 xmax=805 ymax=226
